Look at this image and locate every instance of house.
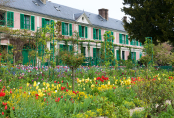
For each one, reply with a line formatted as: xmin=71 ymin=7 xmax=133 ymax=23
xmin=0 ymin=0 xmax=143 ymax=66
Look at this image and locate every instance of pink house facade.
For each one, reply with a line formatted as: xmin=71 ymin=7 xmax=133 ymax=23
xmin=0 ymin=0 xmax=143 ymax=64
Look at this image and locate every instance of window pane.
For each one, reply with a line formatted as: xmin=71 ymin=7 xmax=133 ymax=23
xmin=0 ymin=12 xmax=5 ymax=25
xmin=82 ymin=26 xmax=84 ymax=37
xmin=122 ymin=51 xmax=125 ymax=60
xmin=65 ymin=23 xmax=68 ymax=35
xmin=24 ymin=15 xmax=30 ymax=30
xmin=96 ymin=29 xmax=98 ymax=39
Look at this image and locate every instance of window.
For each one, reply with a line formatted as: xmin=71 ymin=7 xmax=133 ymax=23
xmin=0 ymin=11 xmax=6 ymax=26
xmin=122 ymin=35 xmax=125 ymax=44
xmin=130 ymin=39 xmax=136 ymax=45
xmin=93 ymin=28 xmax=101 ymax=40
xmin=24 ymin=15 xmax=30 ymax=30
xmin=21 ymin=14 xmax=35 ymax=31
xmin=62 ymin=22 xmax=72 ymax=36
xmin=131 ymin=52 xmax=136 ymax=60
xmin=81 ymin=26 xmax=85 ymax=37
xmin=82 ymin=47 xmax=86 ymax=57
xmin=45 ymin=19 xmax=50 ymax=26
xmin=119 ymin=34 xmax=128 ymax=44
xmin=79 ymin=25 xmax=88 ymax=38
xmin=122 ymin=51 xmax=125 ymax=60
xmin=64 ymin=23 xmax=68 ymax=35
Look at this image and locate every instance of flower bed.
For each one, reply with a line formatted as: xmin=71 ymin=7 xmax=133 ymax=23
xmin=0 ymin=65 xmax=174 ymax=117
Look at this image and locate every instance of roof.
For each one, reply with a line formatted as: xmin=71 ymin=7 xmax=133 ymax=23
xmin=6 ymin=0 xmax=126 ymax=32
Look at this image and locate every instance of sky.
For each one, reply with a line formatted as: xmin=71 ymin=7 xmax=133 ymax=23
xmin=50 ymin=0 xmax=126 ymax=20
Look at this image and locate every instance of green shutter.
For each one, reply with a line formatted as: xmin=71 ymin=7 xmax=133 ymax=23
xmin=62 ymin=22 xmax=65 ymax=35
xmin=31 ymin=16 xmax=35 ymax=31
xmin=93 ymin=48 xmax=96 ymax=57
xmin=140 ymin=42 xmax=142 ymax=46
xmin=51 ymin=20 xmax=54 ymax=29
xmin=42 ymin=18 xmax=45 ymax=28
xmin=7 ymin=11 xmax=14 ymax=27
xmin=111 ymin=31 xmax=114 ymax=42
xmin=99 ymin=29 xmax=101 ymax=40
xmin=136 ymin=41 xmax=139 ymax=46
xmin=117 ymin=50 xmax=120 ymax=60
xmin=79 ymin=25 xmax=82 ymax=37
xmin=126 ymin=35 xmax=129 ymax=44
xmin=85 ymin=26 xmax=88 ymax=38
xmin=69 ymin=45 xmax=73 ymax=51
xmin=140 ymin=52 xmax=142 ymax=58
xmin=69 ymin=24 xmax=72 ymax=36
xmin=20 ymin=14 xmax=24 ymax=29
xmin=134 ymin=52 xmax=136 ymax=60
xmin=11 ymin=12 xmax=14 ymax=27
xmin=7 ymin=11 xmax=10 ymax=27
xmin=93 ymin=28 xmax=96 ymax=39
xmin=119 ymin=33 xmax=122 ymax=44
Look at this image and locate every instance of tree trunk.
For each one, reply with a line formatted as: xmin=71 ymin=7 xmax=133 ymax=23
xmin=72 ymin=68 xmax=75 ymax=91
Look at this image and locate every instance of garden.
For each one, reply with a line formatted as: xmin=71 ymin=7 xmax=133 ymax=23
xmin=0 ymin=64 xmax=174 ymax=118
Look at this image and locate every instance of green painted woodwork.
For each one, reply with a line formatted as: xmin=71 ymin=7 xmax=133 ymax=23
xmin=99 ymin=29 xmax=101 ymax=40
xmin=69 ymin=24 xmax=72 ymax=36
xmin=42 ymin=18 xmax=45 ymax=28
xmin=111 ymin=31 xmax=113 ymax=42
xmin=20 ymin=14 xmax=24 ymax=29
xmin=61 ymin=22 xmax=65 ymax=35
xmin=126 ymin=35 xmax=129 ymax=44
xmin=85 ymin=26 xmax=88 ymax=38
xmin=93 ymin=28 xmax=96 ymax=39
xmin=119 ymin=33 xmax=122 ymax=44
xmin=51 ymin=20 xmax=54 ymax=29
xmin=31 ymin=16 xmax=35 ymax=31
xmin=116 ymin=50 xmax=120 ymax=60
xmin=79 ymin=25 xmax=82 ymax=37
xmin=7 ymin=11 xmax=14 ymax=27
xmin=136 ymin=41 xmax=139 ymax=46
xmin=140 ymin=52 xmax=142 ymax=58
xmin=134 ymin=52 xmax=136 ymax=60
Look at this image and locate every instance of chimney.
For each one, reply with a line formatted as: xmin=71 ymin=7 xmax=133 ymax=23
xmin=98 ymin=8 xmax=109 ymax=20
xmin=123 ymin=16 xmax=127 ymax=22
xmin=40 ymin=0 xmax=47 ymax=4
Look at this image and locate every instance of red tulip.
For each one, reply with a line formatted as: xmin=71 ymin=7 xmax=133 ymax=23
xmin=5 ymin=105 xmax=7 ymax=110
xmin=2 ymin=112 xmax=4 ymax=115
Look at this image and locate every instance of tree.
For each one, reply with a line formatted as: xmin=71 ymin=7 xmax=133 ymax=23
xmin=60 ymin=33 xmax=84 ymax=91
xmin=122 ymin=0 xmax=174 ymax=45
xmin=153 ymin=42 xmax=174 ymax=66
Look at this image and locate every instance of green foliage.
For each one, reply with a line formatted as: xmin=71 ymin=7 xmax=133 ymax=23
xmin=102 ymin=31 xmax=115 ymax=63
xmin=153 ymin=42 xmax=174 ymax=66
xmin=122 ymin=0 xmax=174 ymax=45
xmin=133 ymin=79 xmax=174 ymax=115
xmin=139 ymin=55 xmax=151 ymax=67
xmin=60 ymin=51 xmax=84 ymax=70
xmin=123 ymin=101 xmax=135 ymax=109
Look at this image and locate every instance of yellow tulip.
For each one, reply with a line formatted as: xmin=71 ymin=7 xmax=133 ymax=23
xmin=33 ymin=81 xmax=36 ymax=87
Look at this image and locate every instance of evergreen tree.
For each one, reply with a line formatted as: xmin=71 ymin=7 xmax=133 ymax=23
xmin=122 ymin=0 xmax=174 ymax=45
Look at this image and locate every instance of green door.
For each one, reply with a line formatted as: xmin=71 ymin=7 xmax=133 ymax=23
xmin=22 ymin=50 xmax=29 ymax=65
xmin=22 ymin=44 xmax=35 ymax=66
